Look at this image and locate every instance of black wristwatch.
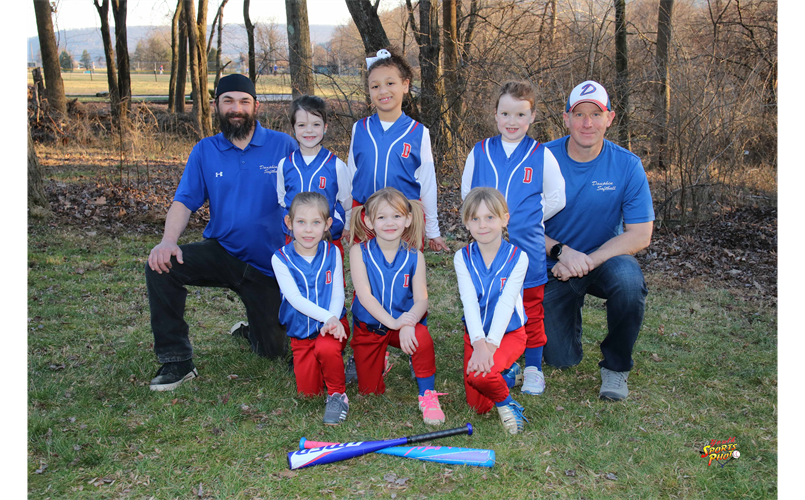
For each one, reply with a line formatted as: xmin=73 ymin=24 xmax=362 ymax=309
xmin=550 ymin=243 xmax=564 ymax=260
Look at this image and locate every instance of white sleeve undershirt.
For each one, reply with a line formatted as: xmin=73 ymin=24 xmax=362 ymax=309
xmin=277 ymin=157 xmax=288 ymax=208
xmin=414 ymin=128 xmax=441 ymax=239
xmin=541 ymin=147 xmax=566 ymax=221
xmin=454 ymin=249 xmax=529 ymax=347
xmin=335 ymin=157 xmax=353 ymax=229
xmin=271 ymin=247 xmax=344 ymax=324
xmin=461 ymin=147 xmax=476 ymax=200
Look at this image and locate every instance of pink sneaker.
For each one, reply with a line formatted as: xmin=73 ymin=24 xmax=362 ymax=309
xmin=418 ymin=390 xmax=447 ymax=425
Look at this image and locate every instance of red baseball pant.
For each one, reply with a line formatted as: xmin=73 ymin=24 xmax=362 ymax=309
xmin=463 ymin=326 xmax=527 ymax=414
xmin=523 ymin=285 xmax=547 ymax=348
xmin=351 ymin=321 xmax=435 ymax=395
xmin=290 ymin=324 xmax=349 ymax=396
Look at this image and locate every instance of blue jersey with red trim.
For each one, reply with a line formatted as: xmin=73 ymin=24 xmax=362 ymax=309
xmin=351 ymin=239 xmax=425 ymax=329
xmin=280 ymin=147 xmax=347 ymax=239
xmin=461 ymin=240 xmax=526 ymax=335
xmin=468 ymin=135 xmax=550 ymax=288
xmin=275 ymin=241 xmax=343 ymax=340
xmin=350 ymin=113 xmax=425 ymax=204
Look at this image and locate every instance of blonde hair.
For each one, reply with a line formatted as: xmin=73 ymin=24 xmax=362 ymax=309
xmin=350 ymin=187 xmax=425 ymax=251
xmin=288 ymin=191 xmax=332 ymax=242
xmin=461 ymin=187 xmax=510 ymax=242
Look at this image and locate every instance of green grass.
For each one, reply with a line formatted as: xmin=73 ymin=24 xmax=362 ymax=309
xmin=28 ymin=223 xmax=777 ymax=499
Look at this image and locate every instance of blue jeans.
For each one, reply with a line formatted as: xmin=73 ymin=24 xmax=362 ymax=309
xmin=542 ymin=255 xmax=647 ymax=372
xmin=145 ymin=239 xmax=286 ymax=363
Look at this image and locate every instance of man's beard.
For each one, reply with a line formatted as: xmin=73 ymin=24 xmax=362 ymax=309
xmin=217 ymin=109 xmax=257 ymax=142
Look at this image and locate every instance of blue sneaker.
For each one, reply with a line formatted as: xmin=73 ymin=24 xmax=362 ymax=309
xmin=496 ymin=399 xmax=528 ymax=434
xmin=501 ymin=362 xmax=523 ymax=388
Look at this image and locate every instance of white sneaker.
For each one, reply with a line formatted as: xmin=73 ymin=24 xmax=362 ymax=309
xmin=521 ymin=366 xmax=545 ymax=395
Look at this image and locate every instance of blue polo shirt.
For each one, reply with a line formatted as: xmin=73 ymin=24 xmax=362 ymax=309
xmin=544 ymin=137 xmax=654 ymax=268
xmin=173 ymin=122 xmax=298 ymax=277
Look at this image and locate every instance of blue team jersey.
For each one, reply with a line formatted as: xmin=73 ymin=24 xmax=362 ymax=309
xmin=351 ymin=113 xmax=425 ymax=204
xmin=351 ymin=239 xmax=425 ymax=330
xmin=275 ymin=241 xmax=343 ymax=339
xmin=544 ymin=137 xmax=654 ymax=268
xmin=468 ymin=135 xmax=550 ymax=288
xmin=279 ymin=148 xmax=347 ymax=239
xmin=173 ymin=121 xmax=298 ymax=277
xmin=461 ymin=240 xmax=526 ymax=336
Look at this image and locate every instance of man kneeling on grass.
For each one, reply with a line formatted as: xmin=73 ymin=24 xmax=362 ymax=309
xmin=542 ymin=80 xmax=654 ymax=401
xmin=144 ymin=74 xmax=297 ymax=391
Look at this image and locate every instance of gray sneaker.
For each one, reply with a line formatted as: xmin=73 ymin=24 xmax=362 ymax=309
xmin=323 ymin=393 xmax=349 ymax=425
xmin=599 ymin=367 xmax=630 ymax=401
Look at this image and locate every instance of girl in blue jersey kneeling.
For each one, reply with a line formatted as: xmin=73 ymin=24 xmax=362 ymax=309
xmin=455 ymin=187 xmax=530 ymax=434
xmin=349 ymin=187 xmax=446 ymax=426
xmin=272 ymin=192 xmax=350 ymax=425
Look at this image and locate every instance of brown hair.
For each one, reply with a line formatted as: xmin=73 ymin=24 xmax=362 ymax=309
xmin=287 ymin=191 xmax=332 ymax=243
xmin=461 ymin=187 xmax=509 ymax=224
xmin=290 ymin=94 xmax=327 ymax=127
xmin=366 ymin=47 xmax=414 ymax=85
xmin=350 ymin=187 xmax=425 ymax=251
xmin=495 ymin=81 xmax=536 ymax=112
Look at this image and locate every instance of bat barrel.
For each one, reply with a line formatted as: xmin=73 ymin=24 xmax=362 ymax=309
xmin=405 ymin=423 xmax=473 ymax=445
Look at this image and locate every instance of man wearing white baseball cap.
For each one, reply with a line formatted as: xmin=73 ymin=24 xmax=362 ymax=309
xmin=542 ymin=80 xmax=654 ymax=401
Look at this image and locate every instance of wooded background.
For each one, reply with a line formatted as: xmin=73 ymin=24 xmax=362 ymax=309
xmin=29 ymin=0 xmax=778 ymax=224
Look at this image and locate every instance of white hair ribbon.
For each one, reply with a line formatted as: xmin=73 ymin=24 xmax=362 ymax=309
xmin=366 ymin=49 xmax=391 ymax=69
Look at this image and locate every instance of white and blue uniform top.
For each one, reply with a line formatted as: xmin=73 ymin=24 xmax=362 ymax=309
xmin=351 ymin=239 xmax=425 ymax=330
xmin=174 ymin=122 xmax=298 ymax=277
xmin=462 ymin=135 xmax=566 ymax=288
xmin=272 ymin=241 xmax=345 ymax=340
xmin=277 ymin=147 xmax=352 ymax=240
xmin=454 ymin=241 xmax=529 ymax=347
xmin=347 ymin=112 xmax=441 ymax=239
xmin=544 ymin=137 xmax=654 ymax=269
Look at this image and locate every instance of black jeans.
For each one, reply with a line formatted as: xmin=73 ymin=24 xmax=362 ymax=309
xmin=145 ymin=239 xmax=286 ymax=362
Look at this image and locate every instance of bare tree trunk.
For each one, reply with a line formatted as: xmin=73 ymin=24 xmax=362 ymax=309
xmin=214 ymin=0 xmax=228 ymax=89
xmin=345 ymin=0 xmax=390 ymax=53
xmin=443 ymin=0 xmax=459 ymax=152
xmin=33 ymin=0 xmax=66 ymax=114
xmin=93 ymin=0 xmax=120 ymax=126
xmin=184 ymin=0 xmax=204 ymax=138
xmin=614 ymin=0 xmax=630 ymax=150
xmin=28 ymin=124 xmax=50 ymax=212
xmin=111 ymin=0 xmax=132 ymax=120
xmin=414 ymin=0 xmax=441 ymax=138
xmin=196 ymin=0 xmax=213 ymax=136
xmin=653 ymin=0 xmax=674 ymax=171
xmin=176 ymin=11 xmax=188 ymax=112
xmin=550 ymin=0 xmax=557 ymax=43
xmin=244 ymin=0 xmax=256 ymax=82
xmin=168 ymin=0 xmax=183 ymax=113
xmin=286 ymin=0 xmax=314 ymax=98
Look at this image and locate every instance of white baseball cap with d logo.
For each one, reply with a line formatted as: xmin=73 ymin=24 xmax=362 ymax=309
xmin=566 ymin=80 xmax=611 ymax=112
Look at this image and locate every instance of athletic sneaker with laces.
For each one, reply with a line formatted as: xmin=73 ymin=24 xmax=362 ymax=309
xmin=501 ymin=362 xmax=523 ymax=388
xmin=496 ymin=400 xmax=528 ymax=434
xmin=229 ymin=321 xmax=249 ymax=340
xmin=149 ymin=360 xmax=198 ymax=391
xmin=344 ymin=355 xmax=357 ymax=384
xmin=599 ymin=367 xmax=630 ymax=401
xmin=323 ymin=392 xmax=349 ymax=425
xmin=521 ymin=366 xmax=546 ymax=395
xmin=418 ymin=390 xmax=447 ymax=425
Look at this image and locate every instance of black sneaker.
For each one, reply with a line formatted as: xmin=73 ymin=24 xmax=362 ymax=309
xmin=323 ymin=393 xmax=349 ymax=425
xmin=149 ymin=360 xmax=198 ymax=391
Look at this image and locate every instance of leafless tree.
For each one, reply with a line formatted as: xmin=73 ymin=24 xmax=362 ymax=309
xmin=111 ymin=0 xmax=132 ymax=120
xmin=28 ymin=123 xmax=49 ymax=212
xmin=345 ymin=0 xmax=391 ymax=53
xmin=614 ymin=0 xmax=630 ymax=149
xmin=33 ymin=0 xmax=66 ymax=114
xmin=652 ymin=0 xmax=674 ymax=171
xmin=93 ymin=0 xmax=120 ymax=124
xmin=244 ymin=0 xmax=256 ymax=81
xmin=195 ymin=0 xmax=213 ymax=135
xmin=286 ymin=0 xmax=314 ymax=98
xmin=168 ymin=0 xmax=183 ymax=113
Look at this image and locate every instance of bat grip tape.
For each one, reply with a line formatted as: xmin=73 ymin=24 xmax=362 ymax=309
xmin=405 ymin=423 xmax=473 ymax=445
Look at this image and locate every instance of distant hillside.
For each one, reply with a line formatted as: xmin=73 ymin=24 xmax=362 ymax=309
xmin=27 ymin=23 xmax=338 ymax=66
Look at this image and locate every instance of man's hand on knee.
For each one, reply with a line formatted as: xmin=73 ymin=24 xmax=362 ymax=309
xmin=557 ymin=246 xmax=595 ymax=278
xmin=148 ymin=241 xmax=184 ymax=274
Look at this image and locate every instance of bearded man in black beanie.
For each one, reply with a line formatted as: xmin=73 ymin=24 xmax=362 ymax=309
xmin=145 ymin=74 xmax=298 ymax=391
